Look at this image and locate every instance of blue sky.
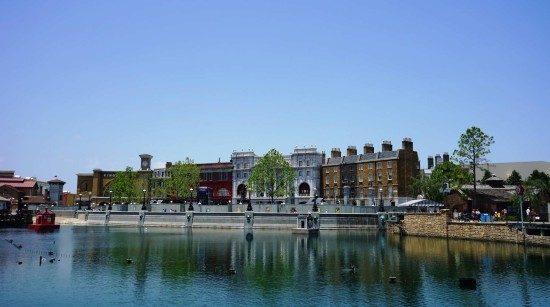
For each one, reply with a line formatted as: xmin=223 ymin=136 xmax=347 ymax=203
xmin=1 ymin=0 xmax=549 ymax=192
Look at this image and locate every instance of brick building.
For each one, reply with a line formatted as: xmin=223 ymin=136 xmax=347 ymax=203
xmin=321 ymin=138 xmax=420 ymax=205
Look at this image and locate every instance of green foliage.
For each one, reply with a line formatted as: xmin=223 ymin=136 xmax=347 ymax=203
xmin=248 ymin=149 xmax=296 ymax=204
xmin=453 ymin=126 xmax=495 ymax=169
xmin=432 ymin=161 xmax=472 ymax=189
xmin=109 ymin=166 xmax=139 ymax=203
xmin=524 ymin=169 xmax=550 ymax=209
xmin=165 ymin=158 xmax=200 ymax=200
xmin=408 ymin=174 xmax=445 ymax=202
xmin=505 ymin=170 xmax=522 ymax=185
xmin=453 ymin=126 xmax=494 ymax=210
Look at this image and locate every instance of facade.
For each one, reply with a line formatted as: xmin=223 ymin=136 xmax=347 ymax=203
xmin=231 ymin=150 xmax=257 ymax=204
xmin=0 ymin=171 xmax=42 ymax=209
xmin=231 ymin=148 xmax=323 ymax=205
xmin=322 ymin=138 xmax=420 ymax=206
xmin=47 ymin=178 xmax=65 ymax=206
xmin=197 ymin=162 xmax=233 ymax=205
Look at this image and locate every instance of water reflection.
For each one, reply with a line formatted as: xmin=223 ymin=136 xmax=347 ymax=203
xmin=2 ymin=227 xmax=549 ymax=306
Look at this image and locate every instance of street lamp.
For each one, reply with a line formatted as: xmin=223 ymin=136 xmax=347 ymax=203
xmin=378 ymin=188 xmax=385 ymax=212
xmin=247 ymin=185 xmax=253 ymax=211
xmin=108 ymin=190 xmax=112 ymax=210
xmin=88 ymin=191 xmax=92 ymax=210
xmin=312 ymin=188 xmax=319 ymax=212
xmin=78 ymin=193 xmax=82 ymax=210
xmin=188 ymin=188 xmax=194 ymax=211
xmin=142 ymin=189 xmax=147 ymax=210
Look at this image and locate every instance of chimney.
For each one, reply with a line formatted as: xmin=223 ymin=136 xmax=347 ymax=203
xmin=331 ymin=148 xmax=341 ymax=158
xmin=382 ymin=141 xmax=393 ymax=152
xmin=402 ymin=138 xmax=413 ymax=151
xmin=165 ymin=162 xmax=172 ymax=169
xmin=363 ymin=143 xmax=374 ymax=154
xmin=427 ymin=156 xmax=434 ymax=169
xmin=443 ymin=152 xmax=450 ymax=162
xmin=346 ymin=146 xmax=357 ymax=156
xmin=321 ymin=151 xmax=326 ymax=165
xmin=435 ymin=154 xmax=442 ymax=166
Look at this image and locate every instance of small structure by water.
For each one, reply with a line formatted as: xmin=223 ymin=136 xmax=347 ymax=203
xmin=292 ymin=213 xmax=320 ymax=235
xmin=28 ymin=208 xmax=60 ymax=232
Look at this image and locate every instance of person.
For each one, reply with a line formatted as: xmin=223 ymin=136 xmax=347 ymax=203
xmin=526 ymin=207 xmax=531 ymax=222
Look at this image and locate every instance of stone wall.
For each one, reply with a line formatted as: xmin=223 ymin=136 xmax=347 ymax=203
xmin=387 ymin=211 xmax=550 ymax=247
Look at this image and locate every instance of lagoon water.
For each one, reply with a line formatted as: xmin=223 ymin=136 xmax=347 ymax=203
xmin=1 ymin=226 xmax=549 ymax=306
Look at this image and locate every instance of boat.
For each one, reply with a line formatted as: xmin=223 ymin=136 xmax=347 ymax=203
xmin=28 ymin=208 xmax=60 ymax=232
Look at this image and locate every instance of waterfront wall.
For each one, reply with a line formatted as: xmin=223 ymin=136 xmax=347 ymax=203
xmin=78 ymin=211 xmax=380 ymax=230
xmin=387 ymin=211 xmax=550 ymax=247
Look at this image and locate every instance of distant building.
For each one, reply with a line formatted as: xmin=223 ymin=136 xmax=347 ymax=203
xmin=475 ymin=161 xmax=550 ymax=182
xmin=321 ymin=138 xmax=420 ymax=205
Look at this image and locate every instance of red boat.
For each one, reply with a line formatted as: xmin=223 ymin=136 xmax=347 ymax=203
xmin=28 ymin=208 xmax=60 ymax=232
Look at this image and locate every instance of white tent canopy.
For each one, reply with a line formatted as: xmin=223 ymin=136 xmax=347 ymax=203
xmin=397 ymin=199 xmax=444 ymax=207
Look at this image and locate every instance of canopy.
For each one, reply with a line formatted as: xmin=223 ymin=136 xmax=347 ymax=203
xmin=397 ymin=199 xmax=444 ymax=207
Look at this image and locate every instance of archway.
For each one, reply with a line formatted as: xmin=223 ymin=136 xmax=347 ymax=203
xmin=298 ymin=183 xmax=310 ymax=196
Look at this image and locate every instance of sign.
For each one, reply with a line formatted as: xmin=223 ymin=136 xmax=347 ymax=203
xmin=516 ymin=184 xmax=524 ymax=196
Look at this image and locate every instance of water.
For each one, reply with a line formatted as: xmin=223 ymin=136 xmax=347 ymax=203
xmin=1 ymin=226 xmax=549 ymax=307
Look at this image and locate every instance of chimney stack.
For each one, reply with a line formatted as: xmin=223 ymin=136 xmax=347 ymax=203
xmin=443 ymin=152 xmax=450 ymax=163
xmin=363 ymin=143 xmax=374 ymax=154
xmin=402 ymin=138 xmax=413 ymax=151
xmin=382 ymin=141 xmax=393 ymax=152
xmin=331 ymin=148 xmax=341 ymax=158
xmin=427 ymin=156 xmax=434 ymax=169
xmin=347 ymin=146 xmax=357 ymax=156
xmin=435 ymin=154 xmax=442 ymax=166
xmin=165 ymin=162 xmax=172 ymax=169
xmin=321 ymin=151 xmax=326 ymax=164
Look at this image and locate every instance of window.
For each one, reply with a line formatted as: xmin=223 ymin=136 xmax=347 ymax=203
xmin=306 ymin=171 xmax=310 ymax=177
xmin=388 ymin=172 xmax=393 ymax=180
xmin=368 ymin=173 xmax=373 ymax=181
xmin=306 ymin=160 xmax=310 ymax=166
xmin=351 ymin=175 xmax=355 ymax=182
xmin=368 ymin=163 xmax=373 ymax=170
xmin=217 ymin=188 xmax=229 ymax=196
xmin=378 ymin=173 xmax=382 ymax=181
xmin=326 ymin=190 xmax=330 ymax=198
xmin=237 ymin=163 xmax=241 ymax=169
xmin=244 ymin=173 xmax=248 ymax=179
xmin=387 ymin=161 xmax=393 ymax=168
xmin=237 ymin=173 xmax=241 ymax=179
xmin=325 ymin=168 xmax=329 ymax=173
xmin=244 ymin=163 xmax=249 ymax=169
xmin=298 ymin=170 xmax=303 ymax=177
xmin=360 ymin=187 xmax=364 ymax=198
xmin=388 ymin=186 xmax=393 ymax=198
xmin=334 ymin=167 xmax=338 ymax=173
xmin=359 ymin=174 xmax=364 ymax=182
xmin=299 ymin=160 xmax=303 ymax=167
xmin=334 ymin=176 xmax=338 ymax=183
xmin=334 ymin=188 xmax=338 ymax=198
xmin=377 ymin=162 xmax=382 ymax=169
xmin=358 ymin=164 xmax=364 ymax=170
xmin=326 ymin=176 xmax=330 ymax=185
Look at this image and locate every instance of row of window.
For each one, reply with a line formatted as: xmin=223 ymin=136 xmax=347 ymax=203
xmin=326 ymin=172 xmax=393 ymax=184
xmin=326 ymin=161 xmax=393 ymax=173
xmin=324 ymin=186 xmax=396 ymax=198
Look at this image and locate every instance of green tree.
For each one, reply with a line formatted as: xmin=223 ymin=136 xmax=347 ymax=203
xmin=524 ymin=170 xmax=550 ymax=210
xmin=248 ymin=149 xmax=296 ymax=209
xmin=110 ymin=166 xmax=139 ymax=203
xmin=165 ymin=158 xmax=200 ymax=202
xmin=453 ymin=126 xmax=495 ymax=211
xmin=408 ymin=173 xmax=445 ymax=202
xmin=433 ymin=161 xmax=472 ymax=190
xmin=505 ymin=170 xmax=522 ymax=185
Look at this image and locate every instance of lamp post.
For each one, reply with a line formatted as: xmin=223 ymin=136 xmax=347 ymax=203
xmin=247 ymin=185 xmax=253 ymax=211
xmin=312 ymin=188 xmax=319 ymax=212
xmin=78 ymin=193 xmax=82 ymax=210
xmin=88 ymin=191 xmax=92 ymax=210
xmin=142 ymin=189 xmax=147 ymax=210
xmin=188 ymin=188 xmax=194 ymax=211
xmin=378 ymin=188 xmax=385 ymax=212
xmin=108 ymin=190 xmax=112 ymax=210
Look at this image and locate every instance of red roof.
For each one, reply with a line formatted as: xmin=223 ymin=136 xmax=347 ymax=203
xmin=0 ymin=181 xmax=37 ymax=189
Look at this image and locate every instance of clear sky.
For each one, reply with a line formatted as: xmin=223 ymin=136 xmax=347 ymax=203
xmin=1 ymin=0 xmax=549 ymax=192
